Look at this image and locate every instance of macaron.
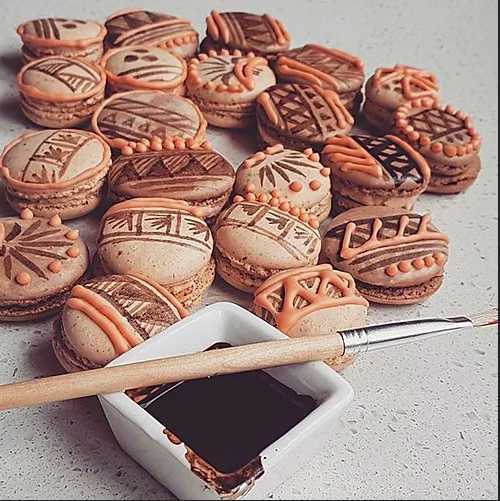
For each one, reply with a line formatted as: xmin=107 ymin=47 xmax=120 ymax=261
xmin=108 ymin=141 xmax=235 ymax=222
xmin=394 ymin=101 xmax=481 ymax=194
xmin=252 ymin=264 xmax=369 ymax=369
xmin=234 ymin=144 xmax=332 ymax=222
xmin=201 ymin=10 xmax=290 ymax=57
xmin=104 ymin=9 xmax=199 ymax=59
xmin=17 ymin=17 xmax=107 ymax=63
xmin=323 ymin=206 xmax=449 ymax=305
xmin=186 ymin=49 xmax=276 ymax=128
xmin=272 ymin=44 xmax=365 ymax=113
xmin=91 ymin=90 xmax=207 ymax=155
xmin=17 ymin=55 xmax=106 ymax=128
xmin=256 ymin=83 xmax=354 ymax=151
xmin=322 ymin=134 xmax=430 ymax=213
xmin=94 ymin=198 xmax=215 ymax=307
xmin=213 ymin=192 xmax=321 ymax=293
xmin=363 ymin=64 xmax=439 ymax=132
xmin=52 ymin=273 xmax=188 ymax=372
xmin=0 ymin=209 xmax=89 ymax=321
xmin=100 ymin=46 xmax=187 ymax=95
xmin=1 ymin=129 xmax=111 ymax=220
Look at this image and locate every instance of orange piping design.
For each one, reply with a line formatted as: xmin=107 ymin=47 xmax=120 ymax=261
xmin=254 ymin=264 xmax=368 ymax=333
xmin=340 ymin=214 xmax=449 ymax=261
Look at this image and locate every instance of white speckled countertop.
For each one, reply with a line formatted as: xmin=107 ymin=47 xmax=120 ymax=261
xmin=0 ymin=0 xmax=497 ymax=499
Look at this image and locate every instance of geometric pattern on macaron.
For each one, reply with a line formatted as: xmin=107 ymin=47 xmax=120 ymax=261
xmin=53 ymin=273 xmax=188 ymax=371
xmin=323 ymin=206 xmax=449 ymax=304
xmin=107 ymin=146 xmax=235 ymax=219
xmin=96 ymin=198 xmax=214 ymax=306
xmin=252 ymin=263 xmax=368 ymax=334
xmin=394 ymin=102 xmax=481 ymax=157
xmin=104 ymin=10 xmax=199 ymax=57
xmin=1 ymin=129 xmax=111 ymax=219
xmin=91 ymin=90 xmax=207 ymax=154
xmin=204 ymin=10 xmax=290 ymax=54
xmin=0 ymin=210 xmax=89 ymax=321
xmin=323 ymin=134 xmax=430 ymax=187
xmin=257 ymin=83 xmax=354 ymax=149
xmin=235 ymin=144 xmax=331 ymax=222
xmin=213 ymin=193 xmax=321 ymax=293
xmin=371 ymin=65 xmax=439 ymax=102
xmin=275 ymin=44 xmax=364 ymax=93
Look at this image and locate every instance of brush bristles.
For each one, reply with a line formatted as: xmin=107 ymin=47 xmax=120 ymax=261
xmin=466 ymin=308 xmax=498 ymax=327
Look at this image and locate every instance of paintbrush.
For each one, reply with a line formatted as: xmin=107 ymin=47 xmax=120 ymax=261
xmin=0 ymin=308 xmax=496 ymax=411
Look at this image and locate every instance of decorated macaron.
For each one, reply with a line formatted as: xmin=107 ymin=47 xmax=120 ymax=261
xmin=94 ymin=198 xmax=215 ymax=307
xmin=104 ymin=9 xmax=198 ymax=59
xmin=52 ymin=273 xmax=188 ymax=372
xmin=186 ymin=49 xmax=276 ymax=128
xmin=252 ymin=264 xmax=369 ymax=369
xmin=17 ymin=55 xmax=106 ymax=128
xmin=91 ymin=90 xmax=207 ymax=155
xmin=17 ymin=17 xmax=107 ymax=63
xmin=108 ymin=140 xmax=235 ymax=222
xmin=1 ymin=129 xmax=111 ymax=220
xmin=201 ymin=10 xmax=290 ymax=57
xmin=393 ymin=101 xmax=481 ymax=194
xmin=323 ymin=206 xmax=449 ymax=305
xmin=100 ymin=46 xmax=187 ymax=95
xmin=363 ymin=64 xmax=440 ymax=132
xmin=213 ymin=192 xmax=321 ymax=293
xmin=273 ymin=44 xmax=365 ymax=113
xmin=256 ymin=83 xmax=354 ymax=151
xmin=0 ymin=209 xmax=89 ymax=321
xmin=322 ymin=134 xmax=430 ymax=213
xmin=235 ymin=144 xmax=332 ymax=222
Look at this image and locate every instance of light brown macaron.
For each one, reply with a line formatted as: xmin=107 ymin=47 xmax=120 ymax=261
xmin=256 ymin=83 xmax=354 ymax=151
xmin=1 ymin=129 xmax=111 ymax=220
xmin=17 ymin=17 xmax=107 ymax=63
xmin=94 ymin=198 xmax=215 ymax=307
xmin=213 ymin=192 xmax=322 ymax=293
xmin=234 ymin=144 xmax=332 ymax=222
xmin=201 ymin=10 xmax=290 ymax=57
xmin=91 ymin=90 xmax=207 ymax=156
xmin=17 ymin=55 xmax=106 ymax=128
xmin=322 ymin=134 xmax=430 ymax=213
xmin=393 ymin=101 xmax=482 ymax=194
xmin=52 ymin=273 xmax=188 ymax=372
xmin=104 ymin=9 xmax=199 ymax=60
xmin=322 ymin=206 xmax=449 ymax=305
xmin=363 ymin=65 xmax=439 ymax=132
xmin=100 ymin=46 xmax=187 ymax=94
xmin=0 ymin=210 xmax=89 ymax=321
xmin=252 ymin=264 xmax=369 ymax=370
xmin=108 ymin=141 xmax=234 ymax=223
xmin=272 ymin=44 xmax=365 ymax=113
xmin=186 ymin=49 xmax=276 ymax=128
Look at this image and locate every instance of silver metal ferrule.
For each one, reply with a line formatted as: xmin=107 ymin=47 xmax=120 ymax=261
xmin=340 ymin=316 xmax=473 ymax=356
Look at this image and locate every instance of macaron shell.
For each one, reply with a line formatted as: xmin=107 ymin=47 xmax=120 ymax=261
xmin=19 ymin=57 xmax=104 ymax=98
xmin=1 ymin=129 xmax=109 ymax=185
xmin=62 ymin=307 xmax=117 ymax=366
xmin=323 ymin=206 xmax=449 ymax=289
xmin=92 ymin=90 xmax=207 ymax=147
xmin=214 ymin=201 xmax=321 ymax=270
xmin=20 ymin=18 xmax=104 ymax=42
xmin=97 ymin=207 xmax=213 ymax=285
xmin=0 ymin=216 xmax=89 ymax=302
xmin=235 ymin=147 xmax=331 ymax=211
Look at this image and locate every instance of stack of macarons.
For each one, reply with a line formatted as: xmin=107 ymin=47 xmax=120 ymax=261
xmin=0 ymin=7 xmax=484 ymax=374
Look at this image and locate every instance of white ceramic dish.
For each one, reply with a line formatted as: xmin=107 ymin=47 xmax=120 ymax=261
xmin=98 ymin=302 xmax=354 ymax=500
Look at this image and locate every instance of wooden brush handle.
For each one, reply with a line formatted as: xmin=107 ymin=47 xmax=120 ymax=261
xmin=0 ymin=334 xmax=345 ymax=411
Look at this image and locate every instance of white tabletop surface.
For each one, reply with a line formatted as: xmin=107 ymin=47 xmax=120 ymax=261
xmin=0 ymin=0 xmax=498 ymax=499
